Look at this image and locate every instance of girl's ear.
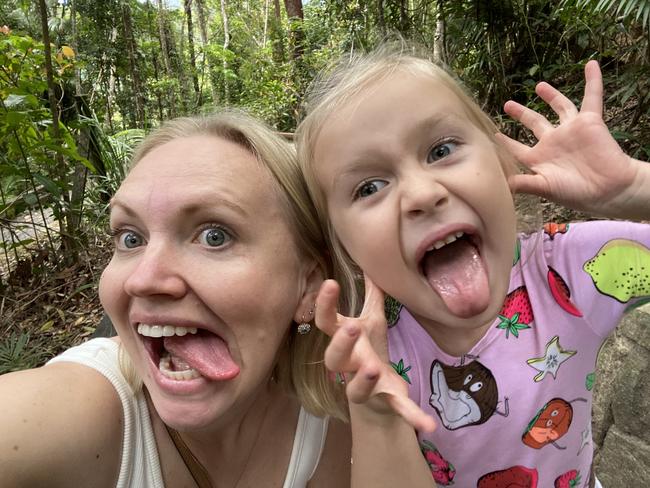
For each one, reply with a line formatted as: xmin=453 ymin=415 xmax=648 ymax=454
xmin=293 ymin=260 xmax=324 ymax=324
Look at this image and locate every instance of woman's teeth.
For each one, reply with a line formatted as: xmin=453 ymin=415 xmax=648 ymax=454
xmin=159 ymin=351 xmax=201 ymax=380
xmin=427 ymin=231 xmax=465 ymax=251
xmin=137 ymin=324 xmax=198 ymax=337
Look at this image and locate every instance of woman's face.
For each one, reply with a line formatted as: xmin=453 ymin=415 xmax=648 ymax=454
xmin=99 ymin=134 xmax=316 ymax=431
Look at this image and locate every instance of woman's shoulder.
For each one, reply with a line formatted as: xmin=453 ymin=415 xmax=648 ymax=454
xmin=308 ymin=417 xmax=351 ymax=487
xmin=0 ymin=350 xmax=123 ymax=487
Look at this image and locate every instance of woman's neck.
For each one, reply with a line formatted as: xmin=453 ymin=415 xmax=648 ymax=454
xmin=150 ymin=381 xmax=300 ymax=487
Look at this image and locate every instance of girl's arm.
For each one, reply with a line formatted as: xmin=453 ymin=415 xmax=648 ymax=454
xmin=315 ymin=277 xmax=437 ymax=488
xmin=0 ymin=362 xmax=123 ymax=488
xmin=498 ymin=60 xmax=650 ymax=220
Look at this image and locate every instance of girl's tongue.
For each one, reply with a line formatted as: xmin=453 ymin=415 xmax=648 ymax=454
xmin=422 ymin=238 xmax=490 ymax=318
xmin=163 ymin=331 xmax=240 ymax=380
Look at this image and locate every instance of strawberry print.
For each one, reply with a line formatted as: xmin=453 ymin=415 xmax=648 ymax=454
xmin=391 ymin=358 xmax=412 ymax=384
xmin=385 ymin=295 xmax=402 ymax=327
xmin=420 ymin=440 xmax=456 ymax=485
xmin=554 ymin=469 xmax=581 ymax=488
xmin=497 ymin=286 xmax=534 ymax=338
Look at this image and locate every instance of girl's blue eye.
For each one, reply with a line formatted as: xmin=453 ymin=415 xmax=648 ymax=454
xmin=355 ymin=180 xmax=388 ymax=199
xmin=120 ymin=231 xmax=143 ymax=249
xmin=199 ymin=227 xmax=231 ymax=247
xmin=428 ymin=141 xmax=458 ymax=163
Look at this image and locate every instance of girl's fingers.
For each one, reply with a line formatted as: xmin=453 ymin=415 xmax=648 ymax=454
xmin=581 ymin=59 xmax=603 ymax=115
xmin=503 ymin=100 xmax=554 ymax=140
xmin=507 ymin=173 xmax=550 ymax=198
xmin=323 ymin=323 xmax=361 ymax=372
xmin=360 ymin=274 xmax=385 ymax=322
xmin=345 ymin=361 xmax=381 ymax=404
xmin=315 ymin=279 xmax=341 ymax=337
xmin=535 ymin=82 xmax=578 ymax=122
xmin=494 ymin=132 xmax=537 ymax=168
xmin=386 ymin=393 xmax=437 ymax=433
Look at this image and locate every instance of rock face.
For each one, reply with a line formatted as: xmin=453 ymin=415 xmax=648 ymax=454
xmin=592 ymin=304 xmax=650 ymax=487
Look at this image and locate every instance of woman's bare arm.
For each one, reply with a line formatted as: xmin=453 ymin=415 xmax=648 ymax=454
xmin=0 ymin=362 xmax=123 ymax=488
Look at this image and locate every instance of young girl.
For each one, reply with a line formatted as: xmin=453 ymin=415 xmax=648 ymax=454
xmin=296 ymin=48 xmax=650 ymax=487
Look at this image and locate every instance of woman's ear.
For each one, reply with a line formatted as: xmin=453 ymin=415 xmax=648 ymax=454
xmin=293 ymin=260 xmax=324 ymax=324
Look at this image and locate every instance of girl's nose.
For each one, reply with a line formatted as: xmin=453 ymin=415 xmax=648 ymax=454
xmin=401 ymin=170 xmax=450 ymax=217
xmin=123 ymin=244 xmax=188 ymax=299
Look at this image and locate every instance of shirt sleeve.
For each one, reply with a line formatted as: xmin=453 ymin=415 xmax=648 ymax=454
xmin=541 ymin=220 xmax=650 ymax=338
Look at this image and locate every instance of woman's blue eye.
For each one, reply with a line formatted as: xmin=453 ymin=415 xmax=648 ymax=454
xmin=120 ymin=231 xmax=143 ymax=249
xmin=199 ymin=227 xmax=230 ymax=247
xmin=428 ymin=141 xmax=458 ymax=162
xmin=355 ymin=180 xmax=388 ymax=199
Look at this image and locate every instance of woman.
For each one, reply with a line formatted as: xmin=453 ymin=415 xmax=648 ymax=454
xmin=0 ymin=111 xmax=352 ymax=487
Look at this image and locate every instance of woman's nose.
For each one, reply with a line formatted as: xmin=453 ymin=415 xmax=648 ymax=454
xmin=123 ymin=243 xmax=188 ymax=299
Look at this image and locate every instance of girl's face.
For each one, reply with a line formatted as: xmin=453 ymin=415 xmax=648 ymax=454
xmin=312 ymin=72 xmax=517 ymax=352
xmin=99 ymin=135 xmax=316 ymax=431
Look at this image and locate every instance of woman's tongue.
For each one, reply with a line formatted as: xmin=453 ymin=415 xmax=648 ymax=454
xmin=163 ymin=332 xmax=240 ymax=380
xmin=422 ymin=239 xmax=490 ymax=318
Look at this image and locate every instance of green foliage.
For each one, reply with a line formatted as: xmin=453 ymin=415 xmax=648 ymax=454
xmin=0 ymin=332 xmax=48 ymax=374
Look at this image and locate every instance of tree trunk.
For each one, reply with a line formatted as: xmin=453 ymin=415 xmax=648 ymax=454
xmin=121 ymin=1 xmax=146 ymax=128
xmin=377 ymin=0 xmax=386 ymax=35
xmin=271 ymin=0 xmax=285 ymax=62
xmin=37 ymin=0 xmax=71 ymax=259
xmin=433 ymin=0 xmax=446 ymax=64
xmin=157 ymin=0 xmax=177 ymax=117
xmin=283 ymin=0 xmax=304 ymax=60
xmin=220 ymin=0 xmax=230 ymax=104
xmin=195 ymin=0 xmax=218 ymax=105
xmin=184 ymin=0 xmax=200 ymax=104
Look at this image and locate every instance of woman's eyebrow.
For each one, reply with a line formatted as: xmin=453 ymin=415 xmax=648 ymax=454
xmin=109 ymin=195 xmax=249 ymax=218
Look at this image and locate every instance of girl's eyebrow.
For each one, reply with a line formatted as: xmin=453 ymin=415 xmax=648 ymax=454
xmin=333 ymin=161 xmax=384 ymax=187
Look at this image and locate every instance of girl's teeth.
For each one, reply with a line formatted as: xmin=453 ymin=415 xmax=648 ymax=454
xmin=427 ymin=231 xmax=465 ymax=252
xmin=137 ymin=323 xmax=198 ymax=337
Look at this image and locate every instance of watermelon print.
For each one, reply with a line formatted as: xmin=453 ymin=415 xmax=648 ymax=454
xmin=547 ymin=266 xmax=583 ymax=317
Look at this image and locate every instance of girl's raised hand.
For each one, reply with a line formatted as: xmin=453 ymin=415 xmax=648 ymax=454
xmin=316 ymin=276 xmax=436 ymax=433
xmin=497 ymin=60 xmax=649 ymax=219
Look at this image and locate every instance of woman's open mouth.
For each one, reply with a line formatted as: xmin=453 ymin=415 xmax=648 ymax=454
xmin=138 ymin=324 xmax=240 ymax=381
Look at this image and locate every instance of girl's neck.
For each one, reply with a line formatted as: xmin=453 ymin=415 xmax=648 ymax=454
xmin=415 ymin=314 xmax=495 ymax=357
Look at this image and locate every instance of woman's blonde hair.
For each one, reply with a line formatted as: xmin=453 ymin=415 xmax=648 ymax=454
xmin=295 ymin=43 xmax=517 ymax=316
xmin=118 ymin=109 xmax=346 ymax=420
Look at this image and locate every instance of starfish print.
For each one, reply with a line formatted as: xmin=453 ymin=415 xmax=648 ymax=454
xmin=526 ymin=335 xmax=576 ymax=382
xmin=577 ymin=424 xmax=591 ymax=455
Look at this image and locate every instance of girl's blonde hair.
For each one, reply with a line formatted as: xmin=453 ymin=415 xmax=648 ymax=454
xmin=295 ymin=44 xmax=517 ymax=316
xmin=118 ymin=109 xmax=346 ymax=420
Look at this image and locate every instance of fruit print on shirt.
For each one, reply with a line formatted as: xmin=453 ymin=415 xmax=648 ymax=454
xmin=544 ymin=222 xmax=570 ymax=240
xmin=583 ymin=238 xmax=650 ymax=303
xmin=497 ymin=286 xmax=534 ymax=339
xmin=526 ymin=335 xmax=576 ymax=382
xmin=477 ymin=465 xmax=539 ymax=488
xmin=428 ymin=359 xmax=509 ymax=430
xmin=420 ymin=440 xmax=456 ymax=486
xmin=521 ymin=397 xmax=587 ymax=450
xmin=547 ymin=266 xmax=583 ymax=317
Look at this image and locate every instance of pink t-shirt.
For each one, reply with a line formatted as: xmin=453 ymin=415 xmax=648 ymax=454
xmin=387 ymin=220 xmax=650 ymax=487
